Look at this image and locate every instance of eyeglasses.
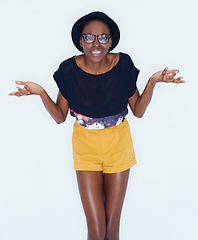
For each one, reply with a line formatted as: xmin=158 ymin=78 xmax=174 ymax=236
xmin=81 ymin=33 xmax=111 ymax=44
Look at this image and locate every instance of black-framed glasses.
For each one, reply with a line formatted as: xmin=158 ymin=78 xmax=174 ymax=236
xmin=82 ymin=33 xmax=111 ymax=44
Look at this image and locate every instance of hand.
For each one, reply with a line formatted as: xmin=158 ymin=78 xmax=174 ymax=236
xmin=149 ymin=68 xmax=185 ymax=85
xmin=8 ymin=81 xmax=45 ymax=97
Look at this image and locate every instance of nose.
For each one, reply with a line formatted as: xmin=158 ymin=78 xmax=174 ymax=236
xmin=93 ymin=36 xmax=100 ymax=46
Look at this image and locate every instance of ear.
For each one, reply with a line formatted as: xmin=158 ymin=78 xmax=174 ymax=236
xmin=109 ymin=37 xmax=112 ymax=47
xmin=79 ymin=37 xmax=83 ymax=47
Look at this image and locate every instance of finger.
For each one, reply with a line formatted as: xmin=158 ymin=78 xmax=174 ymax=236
xmin=162 ymin=67 xmax=168 ymax=76
xmin=16 ymin=86 xmax=29 ymax=95
xmin=169 ymin=72 xmax=178 ymax=80
xmin=23 ymin=85 xmax=31 ymax=93
xmin=166 ymin=78 xmax=180 ymax=83
xmin=160 ymin=67 xmax=168 ymax=81
xmin=16 ymin=92 xmax=23 ymax=97
xmin=166 ymin=77 xmax=185 ymax=83
xmin=16 ymin=93 xmax=23 ymax=97
xmin=8 ymin=92 xmax=17 ymax=96
xmin=8 ymin=90 xmax=19 ymax=96
xmin=16 ymin=86 xmax=24 ymax=93
xmin=174 ymin=76 xmax=183 ymax=82
xmin=174 ymin=77 xmax=185 ymax=83
xmin=15 ymin=81 xmax=27 ymax=86
xmin=11 ymin=91 xmax=22 ymax=97
xmin=166 ymin=69 xmax=179 ymax=74
xmin=174 ymin=79 xmax=185 ymax=84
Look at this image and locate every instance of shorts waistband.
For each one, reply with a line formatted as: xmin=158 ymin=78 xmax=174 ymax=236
xmin=74 ymin=109 xmax=128 ymax=130
xmin=73 ymin=118 xmax=129 ymax=134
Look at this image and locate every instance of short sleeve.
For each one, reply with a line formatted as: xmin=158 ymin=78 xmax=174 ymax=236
xmin=53 ymin=63 xmax=68 ymax=100
xmin=127 ymin=55 xmax=140 ymax=98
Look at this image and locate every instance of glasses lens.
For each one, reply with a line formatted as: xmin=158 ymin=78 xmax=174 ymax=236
xmin=83 ymin=34 xmax=94 ymax=43
xmin=98 ymin=34 xmax=109 ymax=44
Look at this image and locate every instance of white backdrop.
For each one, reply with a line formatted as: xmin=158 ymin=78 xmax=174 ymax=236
xmin=0 ymin=0 xmax=198 ymax=239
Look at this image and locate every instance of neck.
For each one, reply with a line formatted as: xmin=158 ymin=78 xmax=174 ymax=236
xmin=84 ymin=56 xmax=110 ymax=75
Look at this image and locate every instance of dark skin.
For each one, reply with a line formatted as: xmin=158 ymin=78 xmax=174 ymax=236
xmin=9 ymin=19 xmax=185 ymax=240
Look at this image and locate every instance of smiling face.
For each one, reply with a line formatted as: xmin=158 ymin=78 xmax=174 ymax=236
xmin=80 ymin=20 xmax=112 ymax=63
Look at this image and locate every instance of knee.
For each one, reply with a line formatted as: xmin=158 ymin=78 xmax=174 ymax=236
xmin=105 ymin=220 xmax=119 ymax=240
xmin=88 ymin=231 xmax=105 ymax=240
xmin=88 ymin=224 xmax=106 ymax=240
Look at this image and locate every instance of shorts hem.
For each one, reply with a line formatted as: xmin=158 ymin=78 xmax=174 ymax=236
xmin=103 ymin=158 xmax=137 ymax=173
xmin=73 ymin=158 xmax=137 ymax=173
xmin=74 ymin=163 xmax=103 ymax=172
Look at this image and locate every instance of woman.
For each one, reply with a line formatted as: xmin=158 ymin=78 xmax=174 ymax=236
xmin=9 ymin=11 xmax=184 ymax=240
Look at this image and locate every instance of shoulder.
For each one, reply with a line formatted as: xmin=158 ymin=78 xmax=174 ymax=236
xmin=119 ymin=52 xmax=140 ymax=76
xmin=53 ymin=56 xmax=76 ymax=81
xmin=54 ymin=56 xmax=77 ymax=76
xmin=57 ymin=56 xmax=75 ymax=69
xmin=108 ymin=52 xmax=135 ymax=66
xmin=119 ymin=53 xmax=139 ymax=72
xmin=120 ymin=52 xmax=134 ymax=64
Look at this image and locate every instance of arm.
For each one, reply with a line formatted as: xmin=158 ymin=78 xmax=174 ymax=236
xmin=128 ymin=68 xmax=185 ymax=118
xmin=9 ymin=81 xmax=69 ymax=124
xmin=40 ymin=90 xmax=69 ymax=124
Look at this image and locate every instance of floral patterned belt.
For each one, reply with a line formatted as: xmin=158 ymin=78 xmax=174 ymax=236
xmin=70 ymin=108 xmax=128 ymax=129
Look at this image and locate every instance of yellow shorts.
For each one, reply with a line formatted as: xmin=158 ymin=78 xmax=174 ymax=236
xmin=72 ymin=118 xmax=136 ymax=173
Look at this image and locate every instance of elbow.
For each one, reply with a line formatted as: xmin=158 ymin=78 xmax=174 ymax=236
xmin=134 ymin=113 xmax=143 ymax=118
xmin=56 ymin=120 xmax=64 ymax=124
xmin=133 ymin=111 xmax=144 ymax=118
xmin=55 ymin=117 xmax=66 ymax=124
xmin=132 ymin=106 xmax=145 ymax=118
xmin=132 ymin=102 xmax=144 ymax=118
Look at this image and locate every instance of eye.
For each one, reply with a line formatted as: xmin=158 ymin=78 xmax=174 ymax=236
xmin=83 ymin=34 xmax=93 ymax=41
xmin=100 ymin=34 xmax=108 ymax=40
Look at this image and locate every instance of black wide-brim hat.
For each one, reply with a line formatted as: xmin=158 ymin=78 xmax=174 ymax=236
xmin=71 ymin=11 xmax=120 ymax=53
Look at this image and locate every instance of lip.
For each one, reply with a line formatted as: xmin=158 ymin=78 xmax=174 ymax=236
xmin=90 ymin=49 xmax=103 ymax=57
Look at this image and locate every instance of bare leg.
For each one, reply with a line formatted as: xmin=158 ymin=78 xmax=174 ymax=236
xmin=76 ymin=171 xmax=106 ymax=240
xmin=104 ymin=169 xmax=130 ymax=240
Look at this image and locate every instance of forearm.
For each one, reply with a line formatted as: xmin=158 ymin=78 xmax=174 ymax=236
xmin=40 ymin=90 xmax=65 ymax=124
xmin=130 ymin=67 xmax=184 ymax=118
xmin=134 ymin=79 xmax=156 ymax=118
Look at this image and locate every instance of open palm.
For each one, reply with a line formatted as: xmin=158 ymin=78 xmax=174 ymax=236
xmin=150 ymin=68 xmax=185 ymax=84
xmin=9 ymin=81 xmax=45 ymax=97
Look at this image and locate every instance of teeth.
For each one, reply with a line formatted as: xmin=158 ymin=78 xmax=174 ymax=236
xmin=92 ymin=51 xmax=101 ymax=54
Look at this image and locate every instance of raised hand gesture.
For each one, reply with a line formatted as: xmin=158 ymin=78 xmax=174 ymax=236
xmin=9 ymin=81 xmax=45 ymax=97
xmin=149 ymin=68 xmax=185 ymax=85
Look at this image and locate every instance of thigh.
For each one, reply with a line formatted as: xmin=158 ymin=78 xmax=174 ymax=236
xmin=104 ymin=169 xmax=130 ymax=225
xmin=76 ymin=171 xmax=106 ymax=236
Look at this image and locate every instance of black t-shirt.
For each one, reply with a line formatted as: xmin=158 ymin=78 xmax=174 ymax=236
xmin=53 ymin=52 xmax=139 ymax=118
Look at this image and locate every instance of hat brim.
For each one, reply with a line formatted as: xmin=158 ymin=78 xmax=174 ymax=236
xmin=71 ymin=11 xmax=120 ymax=53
